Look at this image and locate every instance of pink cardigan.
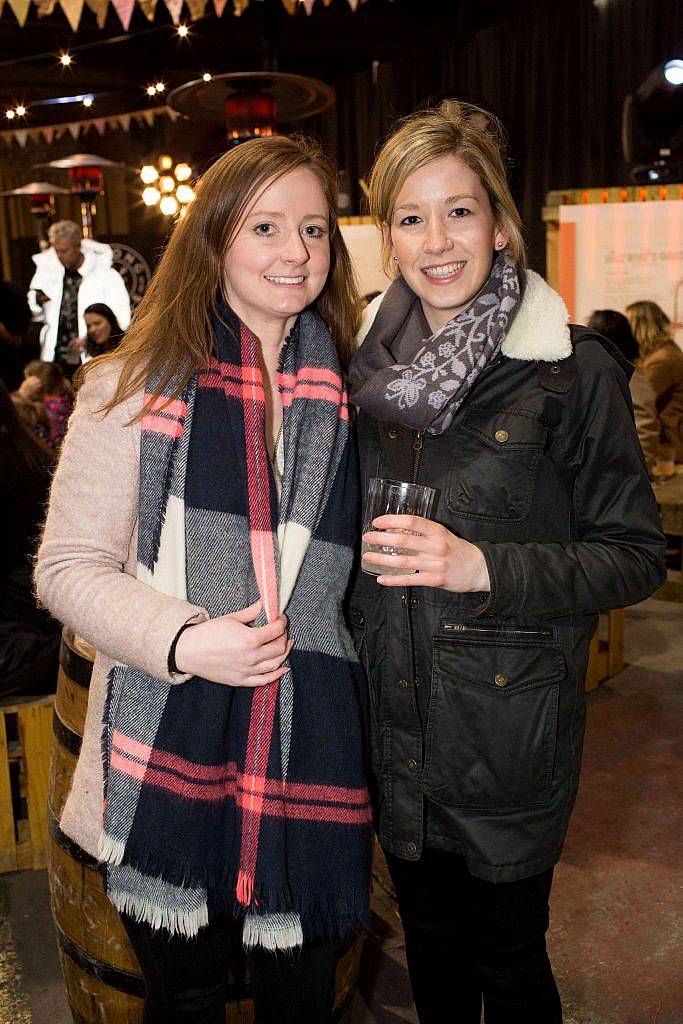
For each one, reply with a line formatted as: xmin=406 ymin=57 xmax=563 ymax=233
xmin=35 ymin=367 xmax=208 ymax=857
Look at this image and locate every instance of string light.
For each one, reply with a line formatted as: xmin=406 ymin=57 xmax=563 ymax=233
xmin=15 ymin=105 xmax=26 ymax=117
xmin=202 ymin=72 xmax=212 ymax=82
xmin=177 ymin=24 xmax=189 ymax=37
xmin=83 ymin=96 xmax=93 ymax=108
xmin=146 ymin=85 xmax=157 ymax=97
xmin=5 ymin=109 xmax=15 ymax=120
xmin=59 ymin=53 xmax=72 ymax=66
xmin=155 ymin=82 xmax=165 ymax=93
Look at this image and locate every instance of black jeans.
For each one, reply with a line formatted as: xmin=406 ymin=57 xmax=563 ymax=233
xmin=121 ymin=914 xmax=342 ymax=1024
xmin=385 ymin=848 xmax=563 ymax=1024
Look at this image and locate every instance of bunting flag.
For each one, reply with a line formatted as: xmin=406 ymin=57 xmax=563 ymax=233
xmin=0 ymin=0 xmax=363 ymax=28
xmin=60 ymin=0 xmax=84 ymax=28
xmin=0 ymin=104 xmax=177 ymax=147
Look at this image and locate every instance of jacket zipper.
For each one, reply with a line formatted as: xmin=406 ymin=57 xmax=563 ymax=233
xmin=412 ymin=431 xmax=424 ymax=482
xmin=442 ymin=623 xmax=552 ymax=638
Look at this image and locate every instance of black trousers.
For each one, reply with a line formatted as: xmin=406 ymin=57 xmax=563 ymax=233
xmin=385 ymin=847 xmax=563 ymax=1024
xmin=121 ymin=914 xmax=342 ymax=1024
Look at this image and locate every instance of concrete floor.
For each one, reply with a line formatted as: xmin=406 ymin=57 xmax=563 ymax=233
xmin=0 ymin=595 xmax=680 ymax=1024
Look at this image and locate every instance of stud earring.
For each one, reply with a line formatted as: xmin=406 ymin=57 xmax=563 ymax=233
xmin=392 ymin=255 xmax=398 ymax=261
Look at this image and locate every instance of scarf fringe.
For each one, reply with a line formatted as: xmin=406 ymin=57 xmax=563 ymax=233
xmin=98 ymin=831 xmax=126 ymax=865
xmin=242 ymin=912 xmax=304 ymax=952
xmin=108 ymin=888 xmax=210 ymax=938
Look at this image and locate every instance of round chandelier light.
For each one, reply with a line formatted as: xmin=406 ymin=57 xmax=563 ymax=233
xmin=139 ymin=154 xmax=195 ymax=217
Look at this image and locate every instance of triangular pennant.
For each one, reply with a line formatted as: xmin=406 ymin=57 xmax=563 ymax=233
xmin=303 ymin=0 xmax=314 ymax=12
xmin=111 ymin=0 xmax=135 ymax=28
xmin=163 ymin=0 xmax=183 ymax=21
xmin=138 ymin=0 xmax=157 ymax=19
xmin=119 ymin=114 xmax=131 ymax=130
xmin=85 ymin=0 xmax=109 ymax=26
xmin=280 ymin=0 xmax=297 ymax=13
xmin=68 ymin=122 xmax=81 ymax=140
xmin=213 ymin=0 xmax=228 ymax=14
xmin=165 ymin=107 xmax=180 ymax=122
xmin=2 ymin=135 xmax=14 ymax=147
xmin=42 ymin=126 xmax=55 ymax=143
xmin=60 ymin=0 xmax=85 ymax=28
xmin=7 ymin=0 xmax=31 ymax=25
xmin=347 ymin=0 xmax=358 ymax=8
xmin=94 ymin=118 xmax=106 ymax=136
xmin=186 ymin=0 xmax=206 ymax=17
xmin=14 ymin=129 xmax=28 ymax=147
xmin=143 ymin=110 xmax=155 ymax=126
xmin=231 ymin=0 xmax=248 ymax=13
xmin=28 ymin=129 xmax=43 ymax=143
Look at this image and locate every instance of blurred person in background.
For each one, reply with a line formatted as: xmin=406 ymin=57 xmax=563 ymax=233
xmin=0 ymin=380 xmax=59 ymax=697
xmin=28 ymin=220 xmax=131 ymax=376
xmin=21 ymin=360 xmax=73 ymax=447
xmin=83 ymin=302 xmax=124 ymax=359
xmin=587 ymin=309 xmax=659 ymax=473
xmin=626 ymin=300 xmax=683 ymax=465
xmin=0 ymin=281 xmax=33 ymax=391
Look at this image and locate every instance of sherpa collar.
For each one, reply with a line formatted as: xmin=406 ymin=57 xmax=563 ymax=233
xmin=357 ymin=268 xmax=572 ymax=363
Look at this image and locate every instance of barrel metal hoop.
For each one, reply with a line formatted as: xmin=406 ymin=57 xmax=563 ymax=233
xmin=56 ymin=925 xmax=147 ymax=998
xmin=47 ymin=806 xmax=99 ymax=869
xmin=59 ymin=637 xmax=93 ymax=689
xmin=52 ymin=708 xmax=83 ymax=757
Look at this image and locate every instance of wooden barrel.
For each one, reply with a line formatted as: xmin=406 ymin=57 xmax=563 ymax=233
xmin=49 ymin=629 xmax=363 ymax=1024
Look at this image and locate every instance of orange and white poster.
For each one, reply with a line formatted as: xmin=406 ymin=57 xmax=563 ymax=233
xmin=558 ymin=201 xmax=683 ymax=349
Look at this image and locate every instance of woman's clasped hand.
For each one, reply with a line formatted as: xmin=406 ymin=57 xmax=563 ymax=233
xmin=362 ymin=514 xmax=491 ymax=591
xmin=174 ymin=600 xmax=292 ymax=686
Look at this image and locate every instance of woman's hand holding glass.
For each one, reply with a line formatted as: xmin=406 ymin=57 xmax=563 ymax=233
xmin=174 ymin=599 xmax=292 ymax=686
xmin=362 ymin=515 xmax=491 ymax=592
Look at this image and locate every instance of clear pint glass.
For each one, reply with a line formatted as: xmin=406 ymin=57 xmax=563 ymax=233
xmin=361 ymin=478 xmax=436 ymax=576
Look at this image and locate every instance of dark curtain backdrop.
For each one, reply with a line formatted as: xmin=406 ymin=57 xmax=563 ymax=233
xmin=333 ymin=0 xmax=683 ymax=273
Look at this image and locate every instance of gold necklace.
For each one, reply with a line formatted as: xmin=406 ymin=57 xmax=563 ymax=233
xmin=269 ymin=421 xmax=283 ymax=465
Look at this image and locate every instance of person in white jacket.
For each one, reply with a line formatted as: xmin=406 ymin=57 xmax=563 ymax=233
xmin=29 ymin=220 xmax=131 ymax=372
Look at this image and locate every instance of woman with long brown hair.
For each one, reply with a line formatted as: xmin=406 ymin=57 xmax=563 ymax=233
xmin=626 ymin=299 xmax=683 ymax=463
xmin=36 ymin=136 xmax=371 ymax=1024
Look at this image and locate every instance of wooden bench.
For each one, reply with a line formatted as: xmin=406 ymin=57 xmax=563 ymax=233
xmin=653 ymin=473 xmax=683 ymax=602
xmin=585 ymin=609 xmax=625 ymax=693
xmin=0 ymin=695 xmax=54 ymax=872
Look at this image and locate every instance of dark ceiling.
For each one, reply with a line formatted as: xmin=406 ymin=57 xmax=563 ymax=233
xmin=0 ymin=0 xmax=551 ymax=126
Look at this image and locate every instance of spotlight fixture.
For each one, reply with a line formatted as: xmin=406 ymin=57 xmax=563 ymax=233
xmin=59 ymin=53 xmax=72 ymax=67
xmin=138 ymin=155 xmax=194 ymax=219
xmin=177 ymin=24 xmax=189 ymax=37
xmin=664 ymin=59 xmax=683 ymax=87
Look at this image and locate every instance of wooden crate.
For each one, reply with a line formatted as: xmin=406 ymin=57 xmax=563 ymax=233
xmin=0 ymin=696 xmax=54 ymax=872
xmin=585 ymin=609 xmax=625 ymax=693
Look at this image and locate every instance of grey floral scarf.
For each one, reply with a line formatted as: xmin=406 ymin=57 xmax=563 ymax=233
xmin=349 ymin=254 xmax=521 ymax=435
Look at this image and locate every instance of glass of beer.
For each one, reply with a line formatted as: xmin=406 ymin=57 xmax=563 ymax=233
xmin=361 ymin=478 xmax=436 ymax=576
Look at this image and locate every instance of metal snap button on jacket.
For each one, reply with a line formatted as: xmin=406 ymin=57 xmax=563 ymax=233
xmin=495 ymin=673 xmax=508 ymax=686
xmin=407 ymin=758 xmax=418 ymax=771
xmin=388 ymin=428 xmax=399 ymax=439
xmin=406 ymin=841 xmax=417 ymax=855
xmin=398 ymin=678 xmax=409 ymax=690
xmin=494 ymin=429 xmax=509 ymax=443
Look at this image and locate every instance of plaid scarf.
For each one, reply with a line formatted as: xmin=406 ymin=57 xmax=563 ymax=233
xmin=349 ymin=254 xmax=521 ymax=434
xmin=98 ymin=304 xmax=372 ymax=950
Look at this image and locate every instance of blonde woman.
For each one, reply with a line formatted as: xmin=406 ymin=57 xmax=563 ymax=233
xmin=626 ymin=299 xmax=683 ymax=462
xmin=36 ymin=136 xmax=372 ymax=1024
xmin=348 ymin=101 xmax=665 ymax=1023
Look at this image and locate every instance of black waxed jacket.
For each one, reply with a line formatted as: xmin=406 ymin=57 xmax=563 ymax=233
xmin=349 ymin=301 xmax=666 ymax=883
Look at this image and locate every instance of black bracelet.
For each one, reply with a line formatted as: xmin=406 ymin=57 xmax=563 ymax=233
xmin=168 ymin=623 xmax=195 ymax=675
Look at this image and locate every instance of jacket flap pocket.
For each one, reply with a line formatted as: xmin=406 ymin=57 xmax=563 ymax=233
xmin=434 ymin=637 xmax=566 ymax=691
xmin=462 ymin=409 xmax=549 ymax=451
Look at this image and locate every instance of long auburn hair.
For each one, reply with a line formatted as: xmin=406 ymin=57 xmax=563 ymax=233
xmin=84 ymin=135 xmax=360 ymax=416
xmin=625 ymin=300 xmax=672 ymax=358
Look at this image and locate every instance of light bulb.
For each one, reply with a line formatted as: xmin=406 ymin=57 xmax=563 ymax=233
xmin=177 ymin=24 xmax=189 ymax=37
xmin=140 ymin=165 xmax=159 ymax=184
xmin=15 ymin=105 xmax=26 ymax=117
xmin=146 ymin=85 xmax=157 ymax=97
xmin=160 ymin=175 xmax=176 ymax=193
xmin=5 ymin=109 xmax=15 ymax=120
xmin=202 ymin=72 xmax=212 ymax=82
xmin=155 ymin=82 xmax=165 ymax=93
xmin=159 ymin=154 xmax=173 ymax=170
xmin=176 ymin=184 xmax=195 ymax=204
xmin=83 ymin=96 xmax=93 ymax=108
xmin=174 ymin=163 xmax=192 ymax=181
xmin=160 ymin=195 xmax=179 ymax=216
xmin=663 ymin=59 xmax=683 ymax=86
xmin=60 ymin=53 xmax=72 ymax=66
xmin=142 ymin=187 xmax=161 ymax=206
